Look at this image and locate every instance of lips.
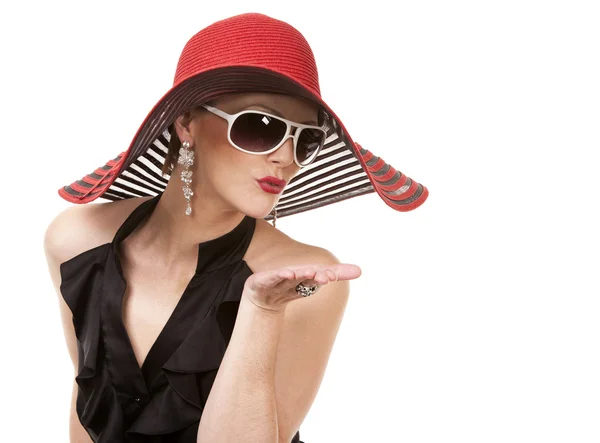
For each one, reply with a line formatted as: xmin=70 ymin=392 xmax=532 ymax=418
xmin=258 ymin=176 xmax=286 ymax=187
xmin=257 ymin=176 xmax=286 ymax=195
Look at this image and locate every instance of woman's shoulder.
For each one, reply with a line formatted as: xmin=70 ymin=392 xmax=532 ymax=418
xmin=248 ymin=219 xmax=341 ymax=273
xmin=44 ymin=196 xmax=153 ymax=267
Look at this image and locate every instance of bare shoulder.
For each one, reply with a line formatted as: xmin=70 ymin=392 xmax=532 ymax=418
xmin=247 ymin=219 xmax=341 ymax=273
xmin=44 ymin=196 xmax=153 ymax=267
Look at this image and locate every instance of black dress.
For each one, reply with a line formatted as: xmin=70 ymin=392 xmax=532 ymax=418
xmin=60 ymin=194 xmax=304 ymax=442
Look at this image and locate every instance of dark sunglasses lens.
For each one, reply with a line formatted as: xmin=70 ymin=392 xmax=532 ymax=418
xmin=230 ymin=112 xmax=287 ymax=152
xmin=297 ymin=129 xmax=325 ymax=165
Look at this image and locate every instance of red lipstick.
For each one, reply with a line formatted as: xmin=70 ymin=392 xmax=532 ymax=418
xmin=257 ymin=176 xmax=286 ymax=194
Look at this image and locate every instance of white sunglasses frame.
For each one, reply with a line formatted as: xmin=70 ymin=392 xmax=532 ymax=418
xmin=200 ymin=104 xmax=327 ymax=168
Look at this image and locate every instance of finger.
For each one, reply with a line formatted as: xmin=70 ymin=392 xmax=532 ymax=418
xmin=313 ymin=269 xmax=332 ymax=285
xmin=281 ymin=263 xmax=359 ymax=278
xmin=293 ymin=267 xmax=334 ymax=288
xmin=291 ymin=267 xmax=318 ymax=284
xmin=281 ymin=264 xmax=358 ymax=288
xmin=270 ymin=264 xmax=360 ymax=292
xmin=256 ymin=268 xmax=296 ymax=289
xmin=270 ymin=268 xmax=312 ymax=291
xmin=279 ymin=272 xmax=320 ymax=293
xmin=327 ymin=264 xmax=361 ymax=281
xmin=290 ymin=264 xmax=359 ymax=282
xmin=324 ymin=268 xmax=338 ymax=282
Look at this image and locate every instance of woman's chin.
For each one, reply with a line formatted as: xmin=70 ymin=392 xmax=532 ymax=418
xmin=249 ymin=208 xmax=276 ymax=220
xmin=236 ymin=201 xmax=277 ymax=220
xmin=246 ymin=202 xmax=275 ymax=220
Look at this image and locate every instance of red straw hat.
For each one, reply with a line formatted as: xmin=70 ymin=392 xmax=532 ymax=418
xmin=59 ymin=12 xmax=428 ymax=218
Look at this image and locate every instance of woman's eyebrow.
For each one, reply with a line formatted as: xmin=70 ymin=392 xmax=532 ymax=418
xmin=248 ymin=104 xmax=318 ymax=125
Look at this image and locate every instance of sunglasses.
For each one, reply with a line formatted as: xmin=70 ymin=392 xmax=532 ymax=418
xmin=200 ymin=104 xmax=328 ymax=168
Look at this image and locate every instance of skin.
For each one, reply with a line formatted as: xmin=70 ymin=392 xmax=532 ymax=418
xmin=44 ymin=91 xmax=361 ymax=442
xmin=170 ymin=92 xmax=361 ymax=312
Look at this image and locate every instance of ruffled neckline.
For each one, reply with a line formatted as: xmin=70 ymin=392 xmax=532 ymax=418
xmin=97 ymin=193 xmax=257 ymax=435
xmin=58 ymin=193 xmax=305 ymax=441
xmin=103 ymin=192 xmax=256 ymax=375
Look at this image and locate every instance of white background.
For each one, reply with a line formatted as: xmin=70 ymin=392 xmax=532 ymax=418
xmin=1 ymin=1 xmax=599 ymax=442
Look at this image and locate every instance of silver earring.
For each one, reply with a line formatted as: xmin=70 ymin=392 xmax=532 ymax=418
xmin=270 ymin=207 xmax=277 ymax=227
xmin=178 ymin=140 xmax=194 ymax=216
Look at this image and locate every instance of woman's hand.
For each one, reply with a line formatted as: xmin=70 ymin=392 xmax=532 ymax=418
xmin=242 ymin=263 xmax=362 ymax=313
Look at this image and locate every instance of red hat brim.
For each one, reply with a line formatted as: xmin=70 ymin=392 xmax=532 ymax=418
xmin=59 ymin=66 xmax=428 ymax=217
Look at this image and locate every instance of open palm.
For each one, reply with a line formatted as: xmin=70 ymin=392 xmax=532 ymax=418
xmin=243 ymin=263 xmax=362 ymax=313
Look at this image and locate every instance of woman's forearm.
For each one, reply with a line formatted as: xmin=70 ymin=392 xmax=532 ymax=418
xmin=196 ymin=296 xmax=286 ymax=443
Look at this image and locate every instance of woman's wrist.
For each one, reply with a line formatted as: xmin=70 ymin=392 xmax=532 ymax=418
xmin=240 ymin=293 xmax=287 ymax=316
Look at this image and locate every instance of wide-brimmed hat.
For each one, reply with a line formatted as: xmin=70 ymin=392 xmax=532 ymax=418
xmin=58 ymin=12 xmax=428 ymax=219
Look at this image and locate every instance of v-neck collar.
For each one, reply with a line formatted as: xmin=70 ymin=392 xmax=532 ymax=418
xmin=101 ymin=193 xmax=256 ymax=412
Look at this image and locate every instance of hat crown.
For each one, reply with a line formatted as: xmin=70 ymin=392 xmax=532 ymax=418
xmin=174 ymin=13 xmax=321 ymax=97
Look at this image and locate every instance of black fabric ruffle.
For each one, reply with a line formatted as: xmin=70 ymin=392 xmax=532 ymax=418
xmin=59 ymin=195 xmax=303 ymax=442
xmin=60 ymin=249 xmax=303 ymax=442
xmin=60 ymin=244 xmax=124 ymax=441
xmin=128 ymin=260 xmax=253 ymax=437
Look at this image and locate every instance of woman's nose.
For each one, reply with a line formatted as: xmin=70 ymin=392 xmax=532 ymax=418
xmin=267 ymin=136 xmax=295 ymax=168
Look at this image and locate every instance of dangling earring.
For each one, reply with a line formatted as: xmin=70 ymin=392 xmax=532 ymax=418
xmin=178 ymin=140 xmax=194 ymax=216
xmin=270 ymin=207 xmax=277 ymax=228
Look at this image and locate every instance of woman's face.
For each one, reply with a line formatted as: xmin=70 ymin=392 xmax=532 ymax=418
xmin=174 ymin=92 xmax=320 ymax=219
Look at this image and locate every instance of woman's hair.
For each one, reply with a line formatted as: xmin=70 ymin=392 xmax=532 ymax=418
xmin=161 ymin=102 xmax=333 ymax=177
xmin=162 ymin=124 xmax=182 ymax=176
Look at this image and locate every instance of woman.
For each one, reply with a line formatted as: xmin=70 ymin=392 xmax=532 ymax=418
xmin=44 ymin=13 xmax=428 ymax=443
